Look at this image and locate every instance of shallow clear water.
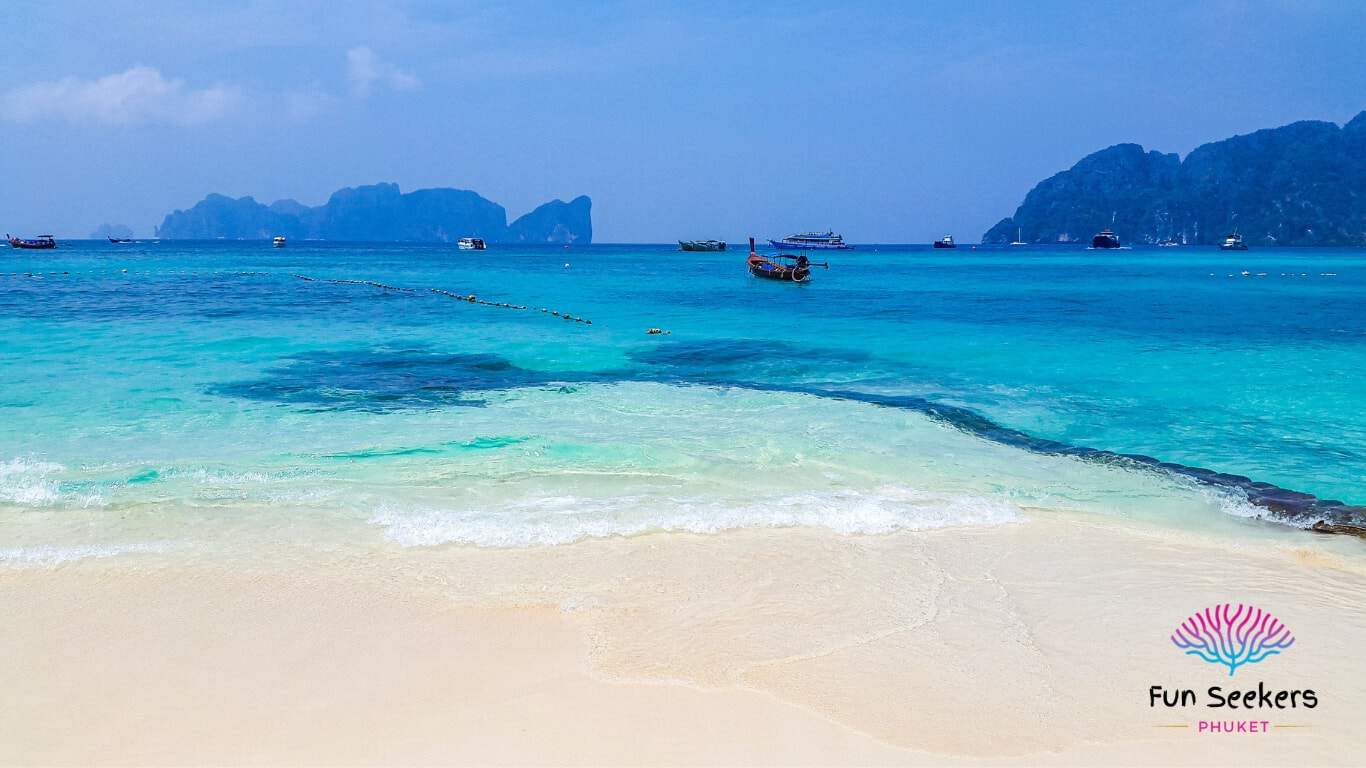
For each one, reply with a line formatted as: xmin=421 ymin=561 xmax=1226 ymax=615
xmin=1 ymin=241 xmax=1362 ymax=557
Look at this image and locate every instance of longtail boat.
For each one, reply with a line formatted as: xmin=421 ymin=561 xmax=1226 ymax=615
xmin=746 ymin=237 xmax=826 ymax=283
xmin=7 ymin=234 xmax=57 ymax=249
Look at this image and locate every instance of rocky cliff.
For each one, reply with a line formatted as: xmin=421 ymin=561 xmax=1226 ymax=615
xmin=156 ymin=183 xmax=591 ymax=244
xmin=984 ymin=112 xmax=1366 ymax=246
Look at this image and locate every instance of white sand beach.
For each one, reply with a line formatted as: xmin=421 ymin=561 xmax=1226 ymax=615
xmin=4 ymin=510 xmax=1364 ymax=766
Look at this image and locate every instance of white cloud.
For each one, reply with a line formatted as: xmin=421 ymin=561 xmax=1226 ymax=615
xmin=282 ymin=88 xmax=342 ymax=122
xmin=2 ymin=50 xmax=420 ymax=129
xmin=4 ymin=66 xmax=238 ymax=125
xmin=346 ymin=46 xmax=421 ymax=97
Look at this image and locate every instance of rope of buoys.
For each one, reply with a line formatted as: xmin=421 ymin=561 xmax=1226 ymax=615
xmin=0 ymin=269 xmax=621 ymax=330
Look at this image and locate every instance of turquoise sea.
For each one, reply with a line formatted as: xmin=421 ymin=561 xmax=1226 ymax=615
xmin=2 ymin=241 xmax=1363 ymax=561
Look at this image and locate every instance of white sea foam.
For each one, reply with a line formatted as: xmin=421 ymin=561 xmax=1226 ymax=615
xmin=0 ymin=541 xmax=174 ymax=567
xmin=186 ymin=468 xmax=273 ymax=484
xmin=368 ymin=485 xmax=1022 ymax=548
xmin=1200 ymin=483 xmax=1314 ymax=529
xmin=0 ymin=458 xmax=65 ymax=506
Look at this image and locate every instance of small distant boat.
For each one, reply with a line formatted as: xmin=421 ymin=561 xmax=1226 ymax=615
xmin=457 ymin=237 xmax=487 ymax=250
xmin=1219 ymin=232 xmax=1248 ymax=251
xmin=1090 ymin=228 xmax=1121 ymax=249
xmin=1010 ymin=227 xmax=1027 ymax=246
xmin=108 ymin=236 xmax=133 ymax=244
xmin=272 ymin=235 xmax=286 ymax=248
xmin=770 ymin=231 xmax=853 ymax=251
xmin=1156 ymin=238 xmax=1181 ymax=247
xmin=7 ymin=234 xmax=56 ymax=249
xmin=747 ymin=237 xmax=826 ymax=283
xmin=933 ymin=234 xmax=956 ymax=249
xmin=679 ymin=239 xmax=726 ymax=252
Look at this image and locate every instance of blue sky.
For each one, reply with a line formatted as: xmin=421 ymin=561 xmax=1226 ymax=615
xmin=3 ymin=0 xmax=1364 ymax=241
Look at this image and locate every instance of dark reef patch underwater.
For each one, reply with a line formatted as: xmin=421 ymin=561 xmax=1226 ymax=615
xmin=211 ymin=340 xmax=1366 ymax=537
xmin=208 ymin=349 xmax=552 ymax=411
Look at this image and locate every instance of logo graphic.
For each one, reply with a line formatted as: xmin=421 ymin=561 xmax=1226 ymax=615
xmin=1171 ymin=603 xmax=1294 ymax=676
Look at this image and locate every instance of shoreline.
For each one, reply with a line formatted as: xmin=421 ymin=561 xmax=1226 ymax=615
xmin=5 ymin=511 xmax=1365 ymax=766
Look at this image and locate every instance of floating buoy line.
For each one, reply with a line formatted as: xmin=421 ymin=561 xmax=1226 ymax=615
xmin=0 ymin=268 xmax=602 ymax=327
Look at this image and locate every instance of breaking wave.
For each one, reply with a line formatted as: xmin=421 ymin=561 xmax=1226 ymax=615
xmin=0 ymin=458 xmax=65 ymax=506
xmin=368 ymin=485 xmax=1022 ymax=547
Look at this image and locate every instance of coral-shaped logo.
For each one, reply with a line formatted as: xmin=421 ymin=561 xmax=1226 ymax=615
xmin=1171 ymin=604 xmax=1294 ymax=676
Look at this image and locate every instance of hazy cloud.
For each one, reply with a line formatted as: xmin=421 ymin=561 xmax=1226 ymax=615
xmin=346 ymin=46 xmax=421 ymax=97
xmin=4 ymin=66 xmax=238 ymax=125
xmin=282 ymin=88 xmax=342 ymax=122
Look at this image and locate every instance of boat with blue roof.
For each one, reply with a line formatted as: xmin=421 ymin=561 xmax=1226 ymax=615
xmin=747 ymin=237 xmax=828 ymax=283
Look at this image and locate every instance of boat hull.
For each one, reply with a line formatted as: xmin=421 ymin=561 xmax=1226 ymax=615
xmin=8 ymin=238 xmax=56 ymax=250
xmin=747 ymin=256 xmax=810 ymax=282
xmin=769 ymin=239 xmax=851 ymax=251
xmin=679 ymin=241 xmax=726 ymax=252
xmin=932 ymin=241 xmax=956 ymax=249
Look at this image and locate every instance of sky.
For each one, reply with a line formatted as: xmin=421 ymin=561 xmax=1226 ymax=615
xmin=3 ymin=0 xmax=1365 ymax=242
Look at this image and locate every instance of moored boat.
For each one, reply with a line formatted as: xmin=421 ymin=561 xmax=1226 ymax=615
xmin=1009 ymin=227 xmax=1027 ymax=246
xmin=108 ymin=236 xmax=133 ymax=244
xmin=933 ymin=234 xmax=956 ymax=249
xmin=747 ymin=237 xmax=826 ymax=283
xmin=7 ymin=234 xmax=56 ymax=249
xmin=1219 ymin=232 xmax=1248 ymax=251
xmin=272 ymin=235 xmax=287 ymax=248
xmin=457 ymin=237 xmax=487 ymax=250
xmin=1090 ymin=228 xmax=1121 ymax=249
xmin=679 ymin=239 xmax=726 ymax=252
xmin=770 ymin=231 xmax=853 ymax=251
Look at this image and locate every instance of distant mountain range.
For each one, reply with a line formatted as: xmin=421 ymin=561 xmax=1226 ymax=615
xmin=156 ymin=183 xmax=591 ymax=244
xmin=984 ymin=111 xmax=1366 ymax=246
xmin=90 ymin=223 xmax=134 ymax=239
